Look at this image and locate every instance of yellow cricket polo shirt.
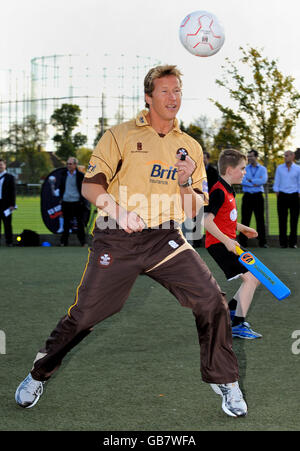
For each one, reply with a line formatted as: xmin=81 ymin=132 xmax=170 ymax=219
xmin=85 ymin=110 xmax=208 ymax=228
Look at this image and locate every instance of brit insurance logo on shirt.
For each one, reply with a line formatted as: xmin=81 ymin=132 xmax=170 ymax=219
xmin=147 ymin=160 xmax=178 ymax=185
xmin=147 ymin=148 xmax=189 ymax=186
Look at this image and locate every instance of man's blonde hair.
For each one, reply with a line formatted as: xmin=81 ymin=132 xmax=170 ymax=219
xmin=218 ymin=148 xmax=246 ymax=176
xmin=144 ymin=65 xmax=183 ymax=108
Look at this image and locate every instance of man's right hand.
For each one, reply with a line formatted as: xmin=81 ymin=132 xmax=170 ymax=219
xmin=117 ymin=210 xmax=145 ymax=234
xmin=83 ymin=183 xmax=145 ymax=233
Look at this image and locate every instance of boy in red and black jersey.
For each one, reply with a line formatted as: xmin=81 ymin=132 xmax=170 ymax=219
xmin=204 ymin=149 xmax=262 ymax=339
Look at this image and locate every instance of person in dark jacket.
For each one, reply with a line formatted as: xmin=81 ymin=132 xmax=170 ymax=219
xmin=203 ymin=151 xmax=219 ymax=192
xmin=0 ymin=159 xmax=16 ymax=246
xmin=59 ymin=157 xmax=86 ymax=246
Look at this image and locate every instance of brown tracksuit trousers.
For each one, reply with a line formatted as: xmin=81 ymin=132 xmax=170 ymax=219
xmin=31 ymin=224 xmax=239 ymax=384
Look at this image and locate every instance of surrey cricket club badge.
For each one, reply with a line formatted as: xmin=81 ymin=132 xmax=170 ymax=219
xmin=98 ymin=252 xmax=113 ymax=268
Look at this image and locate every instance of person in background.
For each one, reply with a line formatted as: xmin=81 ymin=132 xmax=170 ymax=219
xmin=59 ymin=157 xmax=86 ymax=247
xmin=273 ymin=150 xmax=300 ymax=249
xmin=239 ymin=149 xmax=268 ymax=248
xmin=0 ymin=159 xmax=16 ymax=247
xmin=203 ymin=151 xmax=219 ymax=192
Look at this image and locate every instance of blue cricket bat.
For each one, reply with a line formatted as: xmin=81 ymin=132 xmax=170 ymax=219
xmin=236 ymin=246 xmax=291 ymax=301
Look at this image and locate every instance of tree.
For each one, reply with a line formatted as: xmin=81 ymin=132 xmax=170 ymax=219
xmin=51 ymin=104 xmax=87 ymax=160
xmin=210 ymin=46 xmax=300 ymax=169
xmin=76 ymin=147 xmax=93 ymax=169
xmin=194 ymin=116 xmax=216 ymax=150
xmin=213 ymin=116 xmax=242 ymax=152
xmin=181 ymin=116 xmax=221 ymax=164
xmin=4 ymin=115 xmax=51 ymax=183
xmin=94 ymin=116 xmax=109 ymax=147
xmin=180 ymin=121 xmax=205 ymax=149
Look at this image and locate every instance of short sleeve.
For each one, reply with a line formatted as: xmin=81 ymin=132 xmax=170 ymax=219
xmin=204 ymin=189 xmax=225 ymax=216
xmin=84 ymin=130 xmax=122 ymax=184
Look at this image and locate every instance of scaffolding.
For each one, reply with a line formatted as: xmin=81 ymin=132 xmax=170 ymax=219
xmin=0 ymin=54 xmax=160 ymax=150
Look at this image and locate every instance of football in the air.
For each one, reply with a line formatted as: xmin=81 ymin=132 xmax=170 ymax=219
xmin=179 ymin=10 xmax=225 ymax=57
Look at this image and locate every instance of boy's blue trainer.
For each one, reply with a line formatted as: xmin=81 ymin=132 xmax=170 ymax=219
xmin=232 ymin=321 xmax=262 ymax=339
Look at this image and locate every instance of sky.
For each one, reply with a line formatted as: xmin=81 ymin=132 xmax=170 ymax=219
xmin=1 ymin=0 xmax=300 ymax=147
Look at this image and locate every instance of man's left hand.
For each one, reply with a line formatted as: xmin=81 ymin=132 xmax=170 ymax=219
xmin=175 ymin=154 xmax=195 ymax=186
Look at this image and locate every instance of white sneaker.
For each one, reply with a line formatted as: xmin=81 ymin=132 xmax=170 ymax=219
xmin=210 ymin=381 xmax=247 ymax=417
xmin=15 ymin=373 xmax=44 ymax=408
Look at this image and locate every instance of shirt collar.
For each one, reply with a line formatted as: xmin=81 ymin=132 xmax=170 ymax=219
xmin=247 ymin=163 xmax=260 ymax=168
xmin=218 ymin=176 xmax=235 ymax=195
xmin=284 ymin=162 xmax=295 ymax=168
xmin=67 ymin=169 xmax=76 ymax=176
xmin=0 ymin=170 xmax=7 ymax=178
xmin=136 ymin=110 xmax=182 ymax=134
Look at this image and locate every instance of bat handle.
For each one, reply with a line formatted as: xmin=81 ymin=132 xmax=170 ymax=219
xmin=235 ymin=245 xmax=243 ymax=256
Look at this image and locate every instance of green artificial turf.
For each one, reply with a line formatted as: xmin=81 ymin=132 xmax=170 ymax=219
xmin=0 ymin=246 xmax=299 ymax=431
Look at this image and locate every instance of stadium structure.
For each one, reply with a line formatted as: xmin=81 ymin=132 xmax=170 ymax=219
xmin=0 ymin=54 xmax=160 ymax=150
